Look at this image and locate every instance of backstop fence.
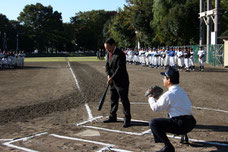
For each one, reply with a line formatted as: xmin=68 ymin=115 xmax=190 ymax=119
xmin=182 ymin=44 xmax=224 ymax=67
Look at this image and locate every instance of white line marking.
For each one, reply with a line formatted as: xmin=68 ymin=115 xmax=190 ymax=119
xmin=76 ymin=116 xmax=103 ymax=126
xmin=51 ymin=134 xmax=132 ymax=152
xmin=77 ymin=116 xmax=148 ymax=136
xmin=68 ymin=61 xmax=81 ymax=92
xmin=3 ymin=132 xmax=48 ymax=152
xmin=97 ymin=147 xmax=133 ymax=152
xmin=117 ymin=117 xmax=149 ymax=123
xmin=0 ymin=139 xmax=13 ymax=142
xmin=130 ymin=102 xmax=228 ymax=114
xmin=80 ymin=125 xmax=143 ymax=136
xmin=77 ymin=116 xmax=228 ymax=147
xmin=109 ymin=148 xmax=133 ymax=152
xmin=85 ymin=103 xmax=93 ymax=120
xmin=50 ymin=134 xmax=114 ymax=147
xmin=167 ymin=135 xmax=228 ymax=147
xmin=191 ymin=106 xmax=228 ymax=114
xmin=142 ymin=129 xmax=151 ymax=135
xmin=130 ymin=102 xmax=149 ymax=105
xmin=144 ymin=131 xmax=228 ymax=147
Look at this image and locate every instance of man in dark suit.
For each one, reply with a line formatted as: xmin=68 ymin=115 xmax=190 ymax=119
xmin=103 ymin=38 xmax=131 ymax=128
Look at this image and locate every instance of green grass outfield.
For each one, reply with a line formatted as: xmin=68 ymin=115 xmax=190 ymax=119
xmin=25 ymin=57 xmax=105 ymax=62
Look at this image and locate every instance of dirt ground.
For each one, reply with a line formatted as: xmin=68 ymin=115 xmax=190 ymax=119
xmin=0 ymin=61 xmax=228 ymax=152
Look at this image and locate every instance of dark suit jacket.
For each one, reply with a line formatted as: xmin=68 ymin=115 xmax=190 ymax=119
xmin=105 ymin=47 xmax=129 ymax=87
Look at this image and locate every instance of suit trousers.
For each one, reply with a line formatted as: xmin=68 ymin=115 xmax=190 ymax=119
xmin=149 ymin=115 xmax=196 ymax=145
xmin=109 ymin=84 xmax=131 ymax=120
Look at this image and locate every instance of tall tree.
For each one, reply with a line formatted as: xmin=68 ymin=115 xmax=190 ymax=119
xmin=71 ymin=10 xmax=115 ymax=51
xmin=152 ymin=0 xmax=199 ymax=45
xmin=104 ymin=7 xmax=135 ymax=48
xmin=129 ymin=0 xmax=155 ymax=47
xmin=18 ymin=3 xmax=63 ymax=53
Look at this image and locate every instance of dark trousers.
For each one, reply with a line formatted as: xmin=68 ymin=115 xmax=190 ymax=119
xmin=109 ymin=84 xmax=131 ymax=120
xmin=149 ymin=115 xmax=196 ymax=145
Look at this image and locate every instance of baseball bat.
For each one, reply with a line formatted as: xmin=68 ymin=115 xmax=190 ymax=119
xmin=98 ymin=84 xmax=110 ymax=111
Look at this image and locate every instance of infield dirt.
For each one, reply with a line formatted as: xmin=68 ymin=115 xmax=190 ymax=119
xmin=0 ymin=61 xmax=228 ymax=152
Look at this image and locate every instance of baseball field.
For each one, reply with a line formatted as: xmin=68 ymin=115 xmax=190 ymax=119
xmin=0 ymin=57 xmax=228 ymax=152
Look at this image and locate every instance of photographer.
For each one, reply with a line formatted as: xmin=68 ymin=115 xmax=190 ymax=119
xmin=146 ymin=67 xmax=196 ymax=152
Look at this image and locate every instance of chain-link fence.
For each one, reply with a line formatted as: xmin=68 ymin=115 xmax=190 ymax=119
xmin=178 ymin=44 xmax=224 ymax=67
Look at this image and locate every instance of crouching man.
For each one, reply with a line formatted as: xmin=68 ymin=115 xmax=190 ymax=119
xmin=147 ymin=67 xmax=196 ymax=152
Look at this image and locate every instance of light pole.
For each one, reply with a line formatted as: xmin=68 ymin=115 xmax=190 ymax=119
xmin=135 ymin=31 xmax=140 ymax=50
xmin=0 ymin=31 xmax=1 ymax=51
xmin=16 ymin=34 xmax=19 ymax=52
xmin=3 ymin=33 xmax=7 ymax=52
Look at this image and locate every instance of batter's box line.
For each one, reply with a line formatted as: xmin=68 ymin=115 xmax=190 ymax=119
xmin=76 ymin=116 xmax=228 ymax=147
xmin=2 ymin=132 xmax=132 ymax=152
xmin=76 ymin=116 xmax=149 ymax=136
xmin=3 ymin=132 xmax=48 ymax=152
xmin=50 ymin=134 xmax=133 ymax=152
xmin=143 ymin=130 xmax=228 ymax=147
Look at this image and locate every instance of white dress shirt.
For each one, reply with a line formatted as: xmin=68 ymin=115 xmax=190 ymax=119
xmin=148 ymin=85 xmax=193 ymax=118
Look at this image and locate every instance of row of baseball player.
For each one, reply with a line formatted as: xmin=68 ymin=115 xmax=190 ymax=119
xmin=124 ymin=46 xmax=206 ymax=72
xmin=0 ymin=51 xmax=25 ymax=69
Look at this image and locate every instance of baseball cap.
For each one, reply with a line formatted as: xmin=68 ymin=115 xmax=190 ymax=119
xmin=160 ymin=67 xmax=179 ymax=84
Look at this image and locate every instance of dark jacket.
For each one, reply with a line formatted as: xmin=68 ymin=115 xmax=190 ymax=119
xmin=105 ymin=47 xmax=129 ymax=87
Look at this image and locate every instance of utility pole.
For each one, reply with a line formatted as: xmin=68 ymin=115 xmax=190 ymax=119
xmin=3 ymin=33 xmax=7 ymax=52
xmin=206 ymin=0 xmax=212 ymax=46
xmin=199 ymin=0 xmax=205 ymax=46
xmin=214 ymin=0 xmax=220 ymax=44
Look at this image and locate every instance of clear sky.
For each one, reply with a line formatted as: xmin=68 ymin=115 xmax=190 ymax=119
xmin=0 ymin=0 xmax=127 ymax=23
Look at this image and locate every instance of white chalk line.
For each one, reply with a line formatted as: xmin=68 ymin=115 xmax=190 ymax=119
xmin=68 ymin=61 xmax=93 ymax=122
xmin=0 ymin=139 xmax=13 ymax=142
xmin=76 ymin=116 xmax=103 ymax=126
xmin=97 ymin=147 xmax=133 ymax=152
xmin=143 ymin=130 xmax=228 ymax=147
xmin=117 ymin=117 xmax=149 ymax=123
xmin=85 ymin=103 xmax=93 ymax=120
xmin=67 ymin=61 xmax=81 ymax=92
xmin=80 ymin=125 xmax=143 ymax=136
xmin=76 ymin=116 xmax=148 ymax=136
xmin=2 ymin=132 xmax=48 ymax=152
xmin=129 ymin=102 xmax=149 ymax=105
xmin=2 ymin=132 xmax=131 ymax=152
xmin=130 ymin=102 xmax=228 ymax=114
xmin=50 ymin=134 xmax=132 ymax=152
xmin=191 ymin=106 xmax=228 ymax=114
xmin=77 ymin=116 xmax=228 ymax=147
xmin=168 ymin=134 xmax=228 ymax=147
xmin=50 ymin=134 xmax=114 ymax=147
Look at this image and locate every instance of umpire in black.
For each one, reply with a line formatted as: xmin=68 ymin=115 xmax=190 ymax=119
xmin=103 ymin=38 xmax=131 ymax=128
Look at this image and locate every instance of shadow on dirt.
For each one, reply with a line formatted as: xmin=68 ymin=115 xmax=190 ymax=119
xmin=195 ymin=124 xmax=228 ymax=132
xmin=189 ymin=141 xmax=228 ymax=152
xmin=130 ymin=121 xmax=149 ymax=126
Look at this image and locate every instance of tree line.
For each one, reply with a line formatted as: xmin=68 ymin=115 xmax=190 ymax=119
xmin=0 ymin=1 xmax=227 ymax=53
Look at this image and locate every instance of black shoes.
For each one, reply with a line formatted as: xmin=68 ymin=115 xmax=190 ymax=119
xmin=156 ymin=145 xmax=175 ymax=152
xmin=123 ymin=119 xmax=131 ymax=128
xmin=103 ymin=117 xmax=131 ymax=128
xmin=103 ymin=117 xmax=117 ymax=123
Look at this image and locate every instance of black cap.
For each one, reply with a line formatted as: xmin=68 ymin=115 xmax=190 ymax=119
xmin=161 ymin=67 xmax=179 ymax=84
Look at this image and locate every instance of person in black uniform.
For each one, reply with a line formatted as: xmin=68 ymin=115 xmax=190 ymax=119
xmin=103 ymin=38 xmax=131 ymax=128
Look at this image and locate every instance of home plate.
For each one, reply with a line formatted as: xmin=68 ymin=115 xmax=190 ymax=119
xmin=75 ymin=129 xmax=101 ymax=137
